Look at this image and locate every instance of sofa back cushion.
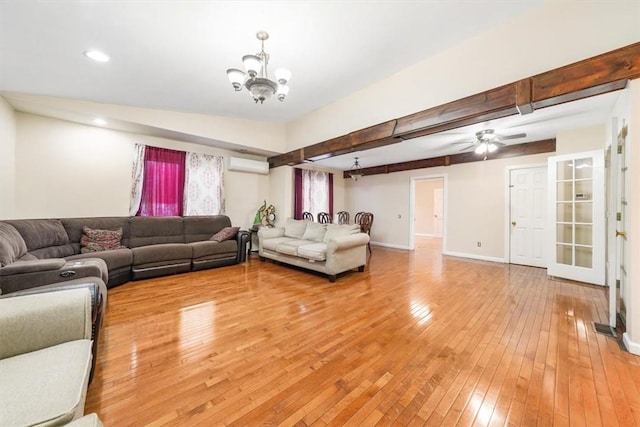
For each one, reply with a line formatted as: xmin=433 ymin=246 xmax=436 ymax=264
xmin=323 ymin=224 xmax=361 ymax=243
xmin=183 ymin=215 xmax=231 ymax=243
xmin=0 ymin=223 xmax=28 ymax=267
xmin=129 ymin=216 xmax=184 ymax=248
xmin=61 ymin=217 xmax=130 ymax=252
xmin=284 ymin=218 xmax=308 ymax=239
xmin=301 ymin=222 xmax=327 ymax=243
xmin=5 ymin=219 xmax=75 ymax=259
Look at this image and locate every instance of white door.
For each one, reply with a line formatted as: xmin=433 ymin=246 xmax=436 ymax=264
xmin=434 ymin=188 xmax=443 ymax=238
xmin=548 ymin=150 xmax=605 ymax=285
xmin=509 ymin=167 xmax=547 ymax=267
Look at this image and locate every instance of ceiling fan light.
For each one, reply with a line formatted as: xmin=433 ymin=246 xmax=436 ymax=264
xmin=488 ymin=142 xmax=498 ymax=153
xmin=226 ymin=68 xmax=246 ymax=91
xmin=274 ymin=68 xmax=291 ymax=85
xmin=242 ymin=54 xmax=262 ymax=78
xmin=475 ymin=143 xmax=487 ymax=154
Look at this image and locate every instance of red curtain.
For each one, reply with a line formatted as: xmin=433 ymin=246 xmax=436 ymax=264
xmin=137 ymin=146 xmax=186 ymax=216
xmin=294 ymin=168 xmax=303 ymax=219
xmin=328 ymin=173 xmax=334 ymax=216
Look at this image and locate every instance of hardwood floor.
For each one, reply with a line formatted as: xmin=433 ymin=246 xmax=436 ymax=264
xmin=85 ymin=238 xmax=640 ymax=426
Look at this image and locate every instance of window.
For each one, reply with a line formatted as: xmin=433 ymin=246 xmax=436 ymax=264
xmin=294 ymin=168 xmax=333 ymax=219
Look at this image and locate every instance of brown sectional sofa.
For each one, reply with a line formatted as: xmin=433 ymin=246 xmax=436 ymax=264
xmin=0 ymin=215 xmax=249 ymax=293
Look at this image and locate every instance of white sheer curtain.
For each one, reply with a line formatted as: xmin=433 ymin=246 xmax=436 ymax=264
xmin=183 ymin=152 xmax=225 ymax=216
xmin=302 ymin=169 xmax=329 ymax=218
xmin=129 ymin=143 xmax=146 ymax=215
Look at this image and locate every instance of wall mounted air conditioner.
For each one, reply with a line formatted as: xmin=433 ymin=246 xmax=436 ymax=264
xmin=228 ymin=156 xmax=269 ymax=175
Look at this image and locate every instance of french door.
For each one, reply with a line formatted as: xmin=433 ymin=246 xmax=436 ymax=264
xmin=548 ymin=150 xmax=605 ymax=285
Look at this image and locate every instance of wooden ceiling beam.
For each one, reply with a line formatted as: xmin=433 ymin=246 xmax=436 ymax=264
xmin=269 ymin=42 xmax=639 ymax=169
xmin=342 ymin=139 xmax=556 ymax=178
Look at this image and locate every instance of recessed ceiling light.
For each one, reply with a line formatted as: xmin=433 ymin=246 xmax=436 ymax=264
xmin=84 ymin=50 xmax=110 ymax=63
xmin=93 ymin=118 xmax=107 ymax=126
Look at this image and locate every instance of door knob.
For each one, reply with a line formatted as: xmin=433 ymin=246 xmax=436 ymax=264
xmin=616 ymin=230 xmax=627 ymax=238
xmin=511 ymin=221 xmax=516 ymax=226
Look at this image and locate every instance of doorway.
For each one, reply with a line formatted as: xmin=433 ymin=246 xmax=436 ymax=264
xmin=410 ymin=176 xmax=446 ymax=251
xmin=507 ymin=165 xmax=547 ymax=267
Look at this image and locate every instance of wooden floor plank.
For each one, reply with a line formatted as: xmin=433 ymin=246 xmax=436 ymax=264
xmin=84 ymin=238 xmax=640 ymax=426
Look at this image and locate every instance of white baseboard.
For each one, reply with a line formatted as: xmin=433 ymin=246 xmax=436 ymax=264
xmin=442 ymin=250 xmax=506 ymax=264
xmin=370 ymin=241 xmax=411 ymax=250
xmin=623 ymin=332 xmax=640 ymax=355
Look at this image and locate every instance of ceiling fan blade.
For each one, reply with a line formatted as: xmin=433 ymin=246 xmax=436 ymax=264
xmin=450 ymin=140 xmax=474 ymax=145
xmin=499 ymin=132 xmax=527 ymax=141
xmin=458 ymin=144 xmax=475 ymax=152
xmin=494 ymin=141 xmax=506 ymax=146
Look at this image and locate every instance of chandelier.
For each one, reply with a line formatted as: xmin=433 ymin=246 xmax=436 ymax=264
xmin=226 ymin=31 xmax=291 ymax=104
xmin=349 ymin=157 xmax=363 ymax=181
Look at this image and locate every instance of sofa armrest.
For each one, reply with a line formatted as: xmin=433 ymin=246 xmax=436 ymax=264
xmin=236 ymin=230 xmax=250 ymax=263
xmin=327 ymin=233 xmax=370 ymax=253
xmin=258 ymin=227 xmax=284 ymax=240
xmin=0 ymin=288 xmax=92 ymax=360
xmin=0 ymin=258 xmax=66 ymax=276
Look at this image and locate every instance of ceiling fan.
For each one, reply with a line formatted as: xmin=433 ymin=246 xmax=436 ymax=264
xmin=452 ymin=129 xmax=527 ymax=159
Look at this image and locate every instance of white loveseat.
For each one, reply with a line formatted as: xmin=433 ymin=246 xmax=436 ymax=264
xmin=257 ymin=218 xmax=369 ymax=282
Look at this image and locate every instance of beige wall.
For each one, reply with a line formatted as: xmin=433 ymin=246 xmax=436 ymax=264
xmin=0 ymin=97 xmax=16 ymax=219
xmin=285 ymin=2 xmax=639 ymax=150
xmin=556 ymin=124 xmax=606 ymax=155
xmin=414 ymin=179 xmax=443 ymax=236
xmin=13 ymin=113 xmax=269 ymax=228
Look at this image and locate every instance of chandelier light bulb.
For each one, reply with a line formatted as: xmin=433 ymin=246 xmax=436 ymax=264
xmin=277 ymin=84 xmax=289 ymax=101
xmin=275 ymin=68 xmax=292 ymax=85
xmin=226 ymin=68 xmax=246 ymax=91
xmin=242 ymin=55 xmax=262 ymax=78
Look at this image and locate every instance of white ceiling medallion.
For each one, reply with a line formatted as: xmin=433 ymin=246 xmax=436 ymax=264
xmin=226 ymin=31 xmax=291 ymax=104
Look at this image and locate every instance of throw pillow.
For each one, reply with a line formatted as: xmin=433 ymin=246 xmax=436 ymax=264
xmin=210 ymin=226 xmax=240 ymax=242
xmin=81 ymin=226 xmax=124 ymax=253
xmin=301 ymin=222 xmax=327 ymax=243
xmin=323 ymin=224 xmax=361 ymax=243
xmin=284 ymin=218 xmax=308 ymax=239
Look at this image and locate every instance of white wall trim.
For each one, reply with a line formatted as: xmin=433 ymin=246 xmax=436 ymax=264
xmin=623 ymin=332 xmax=640 ymax=356
xmin=415 ymin=233 xmax=437 ymax=237
xmin=371 ymin=241 xmax=411 ymax=251
xmin=442 ymin=250 xmax=506 ymax=264
xmin=503 ymin=162 xmax=549 ymax=264
xmin=409 ymin=174 xmax=448 ymax=252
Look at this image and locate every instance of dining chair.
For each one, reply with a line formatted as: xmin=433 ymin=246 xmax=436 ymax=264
xmin=336 ymin=211 xmax=350 ymax=225
xmin=354 ymin=211 xmax=364 ymax=225
xmin=317 ymin=212 xmax=332 ymax=224
xmin=302 ymin=211 xmax=313 ymax=221
xmin=358 ymin=212 xmax=374 ymax=254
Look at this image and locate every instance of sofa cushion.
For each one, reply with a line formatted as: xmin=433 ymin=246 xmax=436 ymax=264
xmin=0 ymin=223 xmax=27 ymax=267
xmin=132 ymin=243 xmax=192 ymax=266
xmin=6 ymin=219 xmax=75 ymax=259
xmin=210 ymin=226 xmax=240 ymax=242
xmin=183 ymin=215 xmax=231 ymax=243
xmin=261 ymin=237 xmax=297 ymax=252
xmin=81 ymin=226 xmax=125 ymax=253
xmin=67 ymin=248 xmax=133 ymax=271
xmin=324 ymin=224 xmax=361 ymax=243
xmin=190 ymin=240 xmax=237 ymax=259
xmin=284 ymin=218 xmax=308 ymax=239
xmin=276 ymin=240 xmax=315 ymax=256
xmin=301 ymin=222 xmax=327 ymax=243
xmin=62 ymin=217 xmax=130 ymax=249
xmin=297 ymin=243 xmax=328 ymax=261
xmin=129 ymin=217 xmax=184 ymax=248
xmin=0 ymin=339 xmax=92 ymax=427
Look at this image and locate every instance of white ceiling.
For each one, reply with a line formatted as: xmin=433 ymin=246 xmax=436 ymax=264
xmin=0 ymin=0 xmax=622 ymax=171
xmin=0 ymin=0 xmax=544 ymax=123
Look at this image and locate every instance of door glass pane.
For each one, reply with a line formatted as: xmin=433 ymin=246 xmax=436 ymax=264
xmin=575 ymin=202 xmax=592 ymax=223
xmin=575 ymin=158 xmax=593 ymax=179
xmin=556 ymin=203 xmax=573 ymax=222
xmin=557 ymin=224 xmax=573 ymax=244
xmin=575 ymin=180 xmax=592 ymax=200
xmin=557 ymin=160 xmax=574 ymax=180
xmin=576 ymin=246 xmax=592 ymax=268
xmin=556 ymin=244 xmax=573 ymax=265
xmin=557 ymin=182 xmax=573 ymax=201
xmin=575 ymin=224 xmax=592 ymax=245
